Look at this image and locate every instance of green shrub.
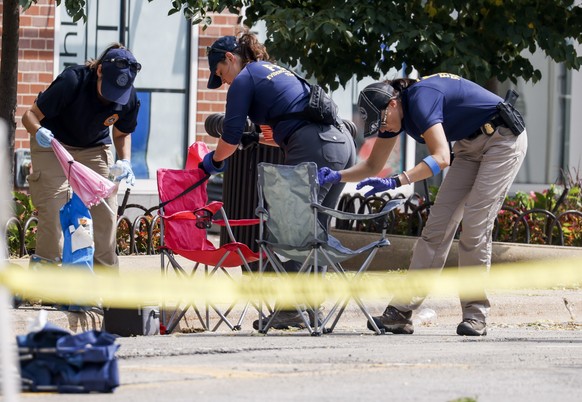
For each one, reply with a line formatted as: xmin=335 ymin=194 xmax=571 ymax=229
xmin=6 ymin=191 xmax=37 ymax=257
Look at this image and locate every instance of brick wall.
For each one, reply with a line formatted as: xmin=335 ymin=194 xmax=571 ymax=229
xmin=6 ymin=3 xmax=236 ymax=151
xmin=196 ymin=13 xmax=240 ymax=147
xmin=12 ymin=0 xmax=55 ymax=150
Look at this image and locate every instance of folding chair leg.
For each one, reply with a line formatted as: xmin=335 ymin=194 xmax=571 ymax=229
xmin=353 ymin=296 xmax=385 ymax=335
xmin=319 ymin=248 xmax=387 ymax=334
xmin=256 ymin=249 xmax=318 ymax=335
xmin=166 ymin=302 xmax=208 ymax=334
xmin=161 ymin=251 xmax=208 ymax=334
xmin=210 ymin=301 xmax=250 ymax=331
xmin=235 ymin=302 xmax=250 ymax=329
xmin=326 ymin=296 xmax=350 ymax=333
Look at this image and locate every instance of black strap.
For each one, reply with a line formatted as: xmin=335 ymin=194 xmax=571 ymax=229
xmin=159 ymin=173 xmax=210 ymax=210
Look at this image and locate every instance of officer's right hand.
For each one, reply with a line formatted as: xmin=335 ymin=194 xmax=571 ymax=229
xmin=199 ymin=151 xmax=227 ymax=175
xmin=36 ymin=127 xmax=54 ymax=148
xmin=318 ymin=167 xmax=341 ymax=186
xmin=111 ymin=159 xmax=136 ymax=186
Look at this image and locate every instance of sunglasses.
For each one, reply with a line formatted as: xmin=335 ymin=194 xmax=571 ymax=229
xmin=104 ymin=57 xmax=142 ymax=73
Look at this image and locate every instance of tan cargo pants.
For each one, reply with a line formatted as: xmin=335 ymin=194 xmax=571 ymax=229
xmin=28 ymin=140 xmax=119 ymax=268
xmin=392 ymin=126 xmax=528 ymax=321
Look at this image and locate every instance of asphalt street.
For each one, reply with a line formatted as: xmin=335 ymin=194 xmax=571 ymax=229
xmin=5 ymin=288 xmax=582 ymax=402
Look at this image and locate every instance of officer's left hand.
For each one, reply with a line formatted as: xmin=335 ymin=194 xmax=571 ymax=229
xmin=318 ymin=167 xmax=341 ymax=186
xmin=111 ymin=159 xmax=135 ymax=186
xmin=356 ymin=177 xmax=398 ymax=197
xmin=199 ymin=151 xmax=227 ymax=175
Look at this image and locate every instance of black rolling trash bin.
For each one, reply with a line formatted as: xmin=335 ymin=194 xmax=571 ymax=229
xmin=205 ymin=113 xmax=285 ymax=262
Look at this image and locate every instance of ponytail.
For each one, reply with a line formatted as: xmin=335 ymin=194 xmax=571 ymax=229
xmin=383 ymin=78 xmax=418 ymax=98
xmin=235 ymin=28 xmax=271 ymax=65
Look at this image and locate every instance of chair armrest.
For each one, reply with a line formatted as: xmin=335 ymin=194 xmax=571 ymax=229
xmin=193 ymin=201 xmax=223 ymax=216
xmin=213 ymin=218 xmax=260 ymax=227
xmin=163 ymin=201 xmax=224 ymax=221
xmin=312 ymin=199 xmax=403 ymax=221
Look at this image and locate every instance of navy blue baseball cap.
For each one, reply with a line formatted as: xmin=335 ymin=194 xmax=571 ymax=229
xmin=207 ymin=36 xmax=238 ymax=89
xmin=100 ymin=48 xmax=140 ymax=105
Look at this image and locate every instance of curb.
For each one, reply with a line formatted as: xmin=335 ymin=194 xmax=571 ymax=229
xmin=330 ymin=229 xmax=582 ymax=271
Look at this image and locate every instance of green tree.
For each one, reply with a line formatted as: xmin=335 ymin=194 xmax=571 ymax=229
xmin=2 ymin=0 xmax=582 ymax=183
xmin=157 ymin=0 xmax=582 ymax=90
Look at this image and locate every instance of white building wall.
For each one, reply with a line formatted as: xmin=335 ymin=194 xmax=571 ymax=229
xmin=569 ymin=46 xmax=582 ymax=174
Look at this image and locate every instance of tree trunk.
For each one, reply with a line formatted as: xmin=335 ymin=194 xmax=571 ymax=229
xmin=0 ymin=0 xmax=20 ymax=188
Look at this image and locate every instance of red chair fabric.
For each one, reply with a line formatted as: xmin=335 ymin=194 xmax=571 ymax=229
xmin=157 ymin=168 xmax=260 ymax=267
xmin=157 ymin=145 xmax=262 ymax=332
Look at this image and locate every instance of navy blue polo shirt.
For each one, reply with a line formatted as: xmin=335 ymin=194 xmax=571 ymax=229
xmin=379 ymin=73 xmax=502 ymax=143
xmin=36 ymin=65 xmax=139 ymax=148
xmin=222 ymin=61 xmax=310 ymax=145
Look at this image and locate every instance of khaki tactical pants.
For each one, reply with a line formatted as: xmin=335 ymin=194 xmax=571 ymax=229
xmin=392 ymin=127 xmax=528 ymax=321
xmin=28 ymin=140 xmax=119 ymax=268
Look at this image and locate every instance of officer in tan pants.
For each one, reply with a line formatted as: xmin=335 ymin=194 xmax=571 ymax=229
xmin=22 ymin=43 xmax=141 ymax=269
xmin=319 ymin=74 xmax=527 ymax=336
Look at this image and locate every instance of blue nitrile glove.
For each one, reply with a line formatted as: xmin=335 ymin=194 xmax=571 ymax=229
xmin=199 ymin=151 xmax=227 ymax=175
xmin=356 ymin=177 xmax=399 ymax=197
xmin=318 ymin=167 xmax=341 ymax=186
xmin=110 ymin=159 xmax=135 ymax=186
xmin=36 ymin=127 xmax=54 ymax=148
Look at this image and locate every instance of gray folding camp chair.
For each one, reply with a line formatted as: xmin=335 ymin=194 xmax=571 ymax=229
xmin=255 ymin=162 xmax=403 ymax=335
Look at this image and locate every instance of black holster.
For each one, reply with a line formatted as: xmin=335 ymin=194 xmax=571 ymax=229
xmin=497 ymin=89 xmax=525 ymax=136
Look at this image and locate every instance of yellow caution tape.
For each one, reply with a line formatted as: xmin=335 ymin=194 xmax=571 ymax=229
xmin=0 ymin=258 xmax=580 ymax=308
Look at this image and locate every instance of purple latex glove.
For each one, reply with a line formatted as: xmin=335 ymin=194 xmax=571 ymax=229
xmin=356 ymin=177 xmax=398 ymax=197
xmin=318 ymin=167 xmax=341 ymax=186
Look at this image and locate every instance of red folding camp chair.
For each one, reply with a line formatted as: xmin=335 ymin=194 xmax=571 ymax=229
xmin=157 ymin=142 xmax=261 ymax=333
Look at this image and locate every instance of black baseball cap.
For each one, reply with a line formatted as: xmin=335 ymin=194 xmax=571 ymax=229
xmin=207 ymin=36 xmax=238 ymax=89
xmin=357 ymin=82 xmax=395 ymax=137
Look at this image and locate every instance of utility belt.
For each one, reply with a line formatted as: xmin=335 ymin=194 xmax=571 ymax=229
xmin=467 ymin=89 xmax=525 ymax=140
xmin=467 ymin=115 xmax=507 ymax=139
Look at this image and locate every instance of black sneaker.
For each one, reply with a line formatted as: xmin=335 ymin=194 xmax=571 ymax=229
xmin=457 ymin=319 xmax=487 ymax=336
xmin=253 ymin=310 xmax=309 ymax=330
xmin=367 ymin=305 xmax=414 ymax=334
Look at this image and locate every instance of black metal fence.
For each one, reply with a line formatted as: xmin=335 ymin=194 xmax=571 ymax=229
xmin=6 ymin=190 xmax=582 ymax=259
xmin=334 ymin=191 xmax=582 ymax=247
